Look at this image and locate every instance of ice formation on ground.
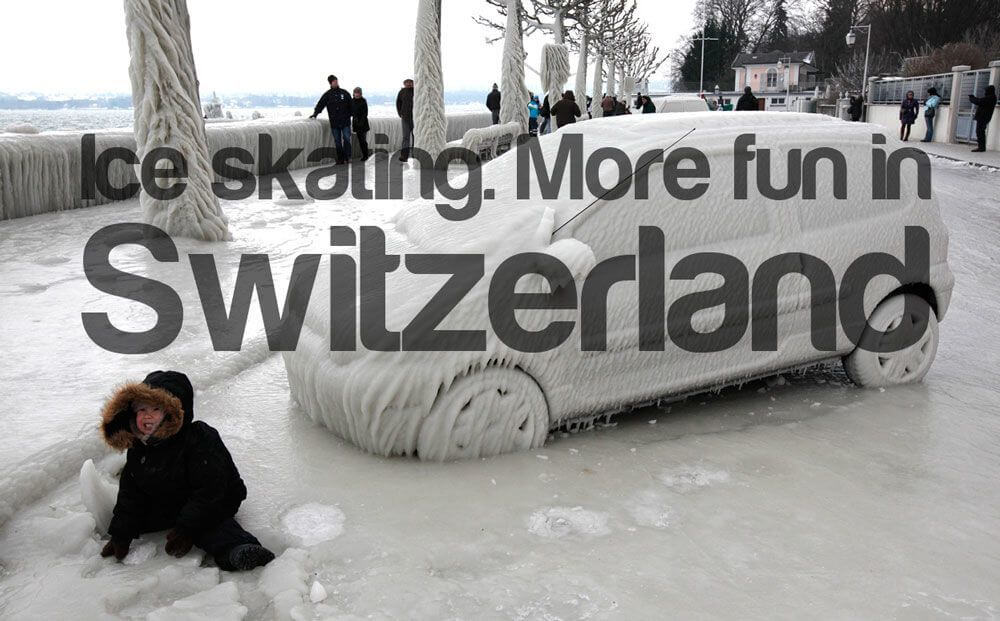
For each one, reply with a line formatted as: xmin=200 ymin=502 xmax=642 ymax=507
xmin=124 ymin=0 xmax=230 ymax=241
xmin=541 ymin=43 xmax=571 ymax=129
xmin=147 ymin=582 xmax=246 ymax=621
xmin=414 ymin=0 xmax=447 ymax=162
xmin=281 ymin=503 xmax=346 ymax=546
xmin=626 ymin=490 xmax=673 ymax=529
xmin=658 ymin=465 xmax=731 ymax=493
xmin=527 ymin=506 xmax=611 ymax=538
xmin=79 ymin=458 xmax=119 ymax=534
xmin=499 ymin=0 xmax=530 ymax=134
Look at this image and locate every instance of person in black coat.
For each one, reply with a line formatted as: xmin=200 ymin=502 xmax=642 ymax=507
xmin=969 ymin=84 xmax=997 ymax=153
xmin=550 ymin=90 xmax=582 ymax=129
xmin=352 ymin=87 xmax=371 ymax=161
xmin=899 ymin=90 xmax=919 ymax=141
xmin=99 ymin=371 xmax=273 ymax=571
xmin=396 ymin=79 xmax=415 ymax=161
xmin=486 ymin=83 xmax=502 ymax=124
xmin=539 ymin=94 xmax=552 ymax=135
xmin=848 ymin=94 xmax=864 ymax=122
xmin=736 ymin=86 xmax=758 ymax=111
xmin=310 ymin=74 xmax=354 ymax=164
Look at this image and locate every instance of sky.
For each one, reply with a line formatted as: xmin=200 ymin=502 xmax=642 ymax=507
xmin=0 ymin=0 xmax=698 ymax=97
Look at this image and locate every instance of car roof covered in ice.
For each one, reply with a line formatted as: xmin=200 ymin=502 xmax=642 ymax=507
xmin=393 ymin=112 xmax=862 ymax=257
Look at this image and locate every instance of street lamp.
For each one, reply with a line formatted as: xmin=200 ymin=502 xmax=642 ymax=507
xmin=693 ymin=33 xmax=719 ymax=95
xmin=846 ymin=24 xmax=872 ymax=98
xmin=777 ymin=56 xmax=791 ymax=110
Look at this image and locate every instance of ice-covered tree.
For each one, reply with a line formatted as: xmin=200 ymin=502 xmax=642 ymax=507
xmin=414 ymin=0 xmax=446 ymax=163
xmin=499 ymin=0 xmax=530 ymax=133
xmin=124 ymin=0 xmax=229 ymax=241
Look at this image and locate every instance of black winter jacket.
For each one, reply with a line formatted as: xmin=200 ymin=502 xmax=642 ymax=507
xmin=486 ymin=88 xmax=501 ymax=111
xmin=550 ymin=97 xmax=581 ymax=127
xmin=396 ymin=87 xmax=414 ymax=122
xmin=970 ymin=86 xmax=997 ymax=124
xmin=102 ymin=371 xmax=247 ymax=542
xmin=736 ymin=90 xmax=758 ymax=111
xmin=352 ymin=97 xmax=370 ymax=133
xmin=314 ymin=87 xmax=353 ymax=128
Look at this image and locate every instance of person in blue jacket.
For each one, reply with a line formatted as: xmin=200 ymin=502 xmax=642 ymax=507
xmin=310 ymin=75 xmax=353 ymax=165
xmin=527 ymin=94 xmax=540 ymax=135
xmin=920 ymin=87 xmax=941 ymax=143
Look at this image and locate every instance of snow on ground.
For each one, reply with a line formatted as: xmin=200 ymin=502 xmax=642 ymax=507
xmin=1 ymin=156 xmax=999 ymax=619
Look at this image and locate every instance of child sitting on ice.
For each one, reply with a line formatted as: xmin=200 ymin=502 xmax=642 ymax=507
xmin=98 ymin=370 xmax=274 ymax=571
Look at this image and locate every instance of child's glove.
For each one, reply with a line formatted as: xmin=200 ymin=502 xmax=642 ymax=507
xmin=165 ymin=528 xmax=194 ymax=558
xmin=101 ymin=539 xmax=130 ymax=561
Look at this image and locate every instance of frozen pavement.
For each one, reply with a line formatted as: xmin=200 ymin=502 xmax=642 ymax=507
xmin=1 ymin=159 xmax=999 ymax=619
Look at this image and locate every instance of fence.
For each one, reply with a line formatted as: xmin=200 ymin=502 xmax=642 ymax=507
xmin=869 ymin=73 xmax=953 ymax=104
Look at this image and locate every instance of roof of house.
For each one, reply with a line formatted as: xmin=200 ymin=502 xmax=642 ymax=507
xmin=732 ymin=50 xmax=816 ymax=69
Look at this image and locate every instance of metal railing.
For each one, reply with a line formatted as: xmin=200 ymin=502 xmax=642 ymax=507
xmin=870 ymin=73 xmax=953 ymax=104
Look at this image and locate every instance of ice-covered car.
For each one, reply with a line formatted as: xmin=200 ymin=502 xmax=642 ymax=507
xmin=653 ymin=96 xmax=710 ymax=113
xmin=283 ymin=112 xmax=953 ymax=461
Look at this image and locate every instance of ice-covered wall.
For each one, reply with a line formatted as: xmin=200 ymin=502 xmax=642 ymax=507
xmin=0 ymin=113 xmax=492 ymax=220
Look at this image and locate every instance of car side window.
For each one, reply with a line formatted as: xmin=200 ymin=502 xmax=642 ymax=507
xmin=571 ymin=162 xmax=771 ymax=259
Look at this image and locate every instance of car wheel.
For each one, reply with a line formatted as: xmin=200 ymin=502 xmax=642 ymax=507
xmin=417 ymin=367 xmax=549 ymax=461
xmin=843 ymin=293 xmax=939 ymax=388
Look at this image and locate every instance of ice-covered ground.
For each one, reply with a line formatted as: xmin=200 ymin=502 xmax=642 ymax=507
xmin=1 ymin=156 xmax=998 ymax=619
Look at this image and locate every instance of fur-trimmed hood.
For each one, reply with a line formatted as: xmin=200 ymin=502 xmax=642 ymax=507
xmin=101 ymin=371 xmax=195 ymax=451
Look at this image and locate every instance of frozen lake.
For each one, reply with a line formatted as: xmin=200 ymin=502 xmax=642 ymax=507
xmin=0 ymin=155 xmax=998 ymax=619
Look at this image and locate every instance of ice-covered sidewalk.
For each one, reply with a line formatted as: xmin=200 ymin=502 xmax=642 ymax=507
xmin=1 ymin=160 xmax=999 ymax=619
xmin=918 ymin=140 xmax=1000 ymax=169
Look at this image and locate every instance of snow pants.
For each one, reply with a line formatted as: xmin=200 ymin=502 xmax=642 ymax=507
xmin=192 ymin=517 xmax=262 ymax=564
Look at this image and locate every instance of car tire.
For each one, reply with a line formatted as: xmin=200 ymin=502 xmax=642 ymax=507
xmin=843 ymin=293 xmax=939 ymax=388
xmin=417 ymin=367 xmax=549 ymax=461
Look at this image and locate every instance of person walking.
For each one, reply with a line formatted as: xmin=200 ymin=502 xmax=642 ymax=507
xmin=396 ymin=78 xmax=415 ymax=162
xmin=527 ymin=94 xmax=540 ymax=136
xmin=486 ymin=83 xmax=502 ymax=125
xmin=641 ymin=95 xmax=656 ymax=113
xmin=614 ymin=98 xmax=629 ymax=116
xmin=968 ymin=84 xmax=997 ymax=153
xmin=550 ymin=90 xmax=582 ymax=129
xmin=309 ymin=74 xmax=353 ymax=165
xmin=848 ymin=94 xmax=864 ymax=122
xmin=736 ymin=86 xmax=758 ymax=111
xmin=899 ymin=90 xmax=919 ymax=141
xmin=920 ymin=87 xmax=940 ymax=143
xmin=351 ymin=87 xmax=371 ymax=161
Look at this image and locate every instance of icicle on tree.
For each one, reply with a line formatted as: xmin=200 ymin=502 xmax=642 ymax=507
xmin=606 ymin=54 xmax=617 ymax=99
xmin=124 ymin=0 xmax=229 ymax=241
xmin=499 ymin=0 xmax=530 ymax=134
xmin=414 ymin=0 xmax=446 ymax=164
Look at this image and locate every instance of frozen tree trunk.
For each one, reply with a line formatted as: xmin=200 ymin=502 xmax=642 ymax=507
xmin=574 ymin=33 xmax=589 ymax=116
xmin=606 ymin=55 xmax=617 ymax=99
xmin=590 ymin=53 xmax=604 ymax=118
xmin=541 ymin=43 xmax=570 ymax=130
xmin=623 ymin=72 xmax=634 ymax=102
xmin=414 ymin=0 xmax=446 ymax=164
xmin=125 ymin=0 xmax=229 ymax=241
xmin=499 ymin=0 xmax=529 ymax=134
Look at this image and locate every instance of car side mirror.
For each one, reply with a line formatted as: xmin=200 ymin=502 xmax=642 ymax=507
xmin=541 ymin=238 xmax=596 ymax=290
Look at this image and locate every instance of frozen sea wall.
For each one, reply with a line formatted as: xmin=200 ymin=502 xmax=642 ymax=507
xmin=0 ymin=112 xmax=493 ymax=220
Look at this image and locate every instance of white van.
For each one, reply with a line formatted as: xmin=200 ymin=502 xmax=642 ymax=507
xmin=283 ymin=112 xmax=953 ymax=461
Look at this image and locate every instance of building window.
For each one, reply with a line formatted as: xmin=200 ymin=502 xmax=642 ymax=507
xmin=771 ymin=97 xmax=785 ymax=105
xmin=766 ymin=68 xmax=778 ymax=88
